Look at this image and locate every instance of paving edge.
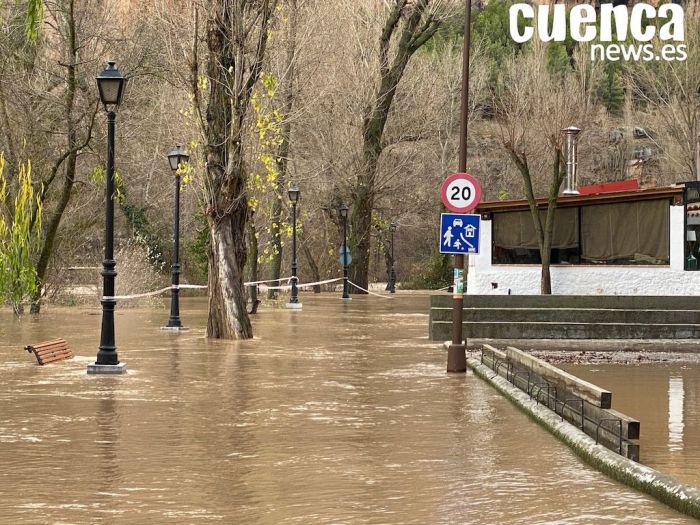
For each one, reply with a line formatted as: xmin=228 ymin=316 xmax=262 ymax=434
xmin=466 ymin=356 xmax=700 ymax=519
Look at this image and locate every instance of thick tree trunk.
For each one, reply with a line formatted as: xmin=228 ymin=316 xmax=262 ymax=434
xmin=349 ymin=0 xmax=440 ymax=291
xmin=348 ymin=183 xmax=374 ymax=292
xmin=203 ymin=0 xmax=274 ymax=338
xmin=207 ymin=215 xmax=252 ymax=338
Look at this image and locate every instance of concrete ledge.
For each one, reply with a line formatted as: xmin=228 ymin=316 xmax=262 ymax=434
xmin=466 ymin=338 xmax=700 ymax=353
xmin=87 ymin=363 xmax=127 ymax=375
xmin=466 ymin=356 xmax=700 ymax=519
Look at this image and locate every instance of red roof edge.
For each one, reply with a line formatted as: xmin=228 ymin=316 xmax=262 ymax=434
xmin=577 ymin=179 xmax=640 ymax=195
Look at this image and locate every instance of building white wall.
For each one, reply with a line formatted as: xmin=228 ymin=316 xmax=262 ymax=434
xmin=466 ymin=205 xmax=700 ymax=295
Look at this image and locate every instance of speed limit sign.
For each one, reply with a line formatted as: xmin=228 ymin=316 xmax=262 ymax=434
xmin=440 ymin=172 xmax=482 ymax=213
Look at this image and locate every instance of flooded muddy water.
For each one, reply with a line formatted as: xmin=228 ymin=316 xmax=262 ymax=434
xmin=0 ymin=294 xmax=696 ymax=523
xmin=564 ymin=363 xmax=700 ymax=489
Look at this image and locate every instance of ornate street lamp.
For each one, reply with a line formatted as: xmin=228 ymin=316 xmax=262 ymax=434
xmin=286 ymin=185 xmax=302 ymax=309
xmin=164 ymin=145 xmax=190 ymax=329
xmin=89 ymin=61 xmax=127 ymax=375
xmin=339 ymin=205 xmax=350 ymax=300
xmin=388 ymin=222 xmax=397 ymax=293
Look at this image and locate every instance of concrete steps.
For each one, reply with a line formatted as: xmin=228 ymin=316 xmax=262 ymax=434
xmin=431 ymin=320 xmax=700 ymax=340
xmin=429 ymin=295 xmax=700 ymax=340
xmin=430 ymin=307 xmax=700 ymax=325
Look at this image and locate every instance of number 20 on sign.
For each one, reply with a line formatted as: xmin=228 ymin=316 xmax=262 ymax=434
xmin=440 ymin=172 xmax=482 ymax=214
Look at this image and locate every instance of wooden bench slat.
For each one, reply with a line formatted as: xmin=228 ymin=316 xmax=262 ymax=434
xmin=30 ymin=339 xmax=67 ymax=349
xmin=32 ymin=341 xmax=69 ymax=349
xmin=39 ymin=354 xmax=74 ymax=365
xmin=38 ymin=351 xmax=73 ymax=362
xmin=35 ymin=346 xmax=70 ymax=354
xmin=25 ymin=338 xmax=72 ymax=365
xmin=35 ymin=351 xmax=71 ymax=359
xmin=35 ymin=346 xmax=71 ymax=354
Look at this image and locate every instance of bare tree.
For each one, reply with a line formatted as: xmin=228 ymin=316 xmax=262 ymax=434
xmin=201 ymin=0 xmax=276 ymax=339
xmin=629 ymin=18 xmax=700 ymax=181
xmin=348 ymin=0 xmax=454 ymax=292
xmin=495 ymin=43 xmax=600 ymax=294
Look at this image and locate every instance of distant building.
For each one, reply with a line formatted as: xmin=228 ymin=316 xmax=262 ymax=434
xmin=469 ymin=181 xmax=700 ymax=295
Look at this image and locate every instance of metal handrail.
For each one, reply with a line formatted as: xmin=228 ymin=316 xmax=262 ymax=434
xmin=596 ymin=417 xmax=624 ymax=454
xmin=556 ymin=398 xmax=585 ymax=430
xmin=509 ymin=370 xmax=531 ymax=393
xmin=479 ymin=348 xmax=632 ymax=458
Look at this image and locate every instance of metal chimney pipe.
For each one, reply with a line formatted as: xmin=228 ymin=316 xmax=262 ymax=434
xmin=562 ymin=126 xmax=581 ymax=195
xmin=695 ymin=132 xmax=699 ymax=182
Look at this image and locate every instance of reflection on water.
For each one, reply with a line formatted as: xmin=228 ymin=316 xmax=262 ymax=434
xmin=668 ymin=377 xmax=685 ymax=452
xmin=0 ymin=295 xmax=695 ymax=524
xmin=565 ymin=363 xmax=700 ymax=488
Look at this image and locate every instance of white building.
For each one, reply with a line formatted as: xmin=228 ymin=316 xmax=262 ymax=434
xmin=468 ymin=182 xmax=700 ymax=295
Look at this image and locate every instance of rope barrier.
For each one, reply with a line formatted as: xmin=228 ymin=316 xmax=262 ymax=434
xmin=101 ymin=277 xmax=448 ymax=301
xmin=262 ymin=277 xmax=343 ymax=291
xmin=348 ymin=280 xmax=394 ymax=299
xmin=244 ymin=277 xmax=291 ymax=286
xmin=101 ymin=277 xmax=342 ymax=300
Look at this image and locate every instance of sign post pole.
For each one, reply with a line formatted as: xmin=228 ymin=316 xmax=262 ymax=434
xmin=446 ymin=1 xmax=473 ymax=373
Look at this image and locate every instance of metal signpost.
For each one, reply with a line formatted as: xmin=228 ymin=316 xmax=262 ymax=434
xmin=443 ymin=0 xmax=475 ymax=374
xmin=440 ymin=172 xmax=482 ymax=374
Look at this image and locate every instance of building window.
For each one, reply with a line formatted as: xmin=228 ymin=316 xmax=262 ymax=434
xmin=581 ymin=200 xmax=669 ymax=265
xmin=493 ymin=208 xmax=579 ymax=264
xmin=492 ymin=199 xmax=670 ymax=265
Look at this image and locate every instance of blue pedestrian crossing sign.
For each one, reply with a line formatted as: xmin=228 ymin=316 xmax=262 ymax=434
xmin=440 ymin=213 xmax=480 ymax=255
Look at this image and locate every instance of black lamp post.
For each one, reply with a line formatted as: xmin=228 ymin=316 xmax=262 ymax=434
xmin=89 ymin=61 xmax=127 ymax=375
xmin=286 ymin=185 xmax=302 ymax=309
xmin=388 ymin=222 xmax=397 ymax=293
xmin=164 ymin=145 xmax=190 ymax=329
xmin=339 ymin=205 xmax=350 ymax=300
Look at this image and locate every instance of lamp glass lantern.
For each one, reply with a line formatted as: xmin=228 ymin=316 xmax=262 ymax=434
xmin=339 ymin=205 xmax=349 ymax=219
xmin=96 ymin=61 xmax=126 ymax=109
xmin=167 ymin=146 xmax=190 ymax=172
xmin=288 ymin=185 xmax=300 ymax=203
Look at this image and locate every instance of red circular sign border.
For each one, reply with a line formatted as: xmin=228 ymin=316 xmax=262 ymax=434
xmin=441 ymin=172 xmax=482 ymax=213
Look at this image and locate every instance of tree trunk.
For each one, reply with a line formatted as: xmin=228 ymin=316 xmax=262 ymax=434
xmin=348 ymin=182 xmax=374 ymax=292
xmin=202 ymin=0 xmax=274 ymax=338
xmin=299 ymin=231 xmax=321 ymax=293
xmin=31 ymin=0 xmax=81 ymax=313
xmin=246 ymin=214 xmax=260 ymax=314
xmin=267 ymin=197 xmax=284 ymax=299
xmin=207 ymin=214 xmax=252 ymax=338
xmin=267 ymin=0 xmax=297 ymax=300
xmin=349 ymin=0 xmax=440 ymax=291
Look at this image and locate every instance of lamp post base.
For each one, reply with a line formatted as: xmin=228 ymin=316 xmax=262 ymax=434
xmin=285 ymin=302 xmax=303 ymax=310
xmin=87 ymin=362 xmax=127 ymax=375
xmin=447 ymin=344 xmax=467 ymax=373
xmin=160 ymin=326 xmax=190 ymax=332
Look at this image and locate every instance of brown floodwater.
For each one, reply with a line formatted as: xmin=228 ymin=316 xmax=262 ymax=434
xmin=564 ymin=363 xmax=700 ymax=489
xmin=0 ymin=294 xmax=697 ymax=524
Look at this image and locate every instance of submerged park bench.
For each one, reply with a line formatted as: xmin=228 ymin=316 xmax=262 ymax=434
xmin=481 ymin=344 xmax=640 ymax=461
xmin=25 ymin=339 xmax=73 ymax=365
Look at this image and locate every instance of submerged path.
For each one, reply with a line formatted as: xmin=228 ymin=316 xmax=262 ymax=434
xmin=0 ymin=295 xmax=696 ymax=523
